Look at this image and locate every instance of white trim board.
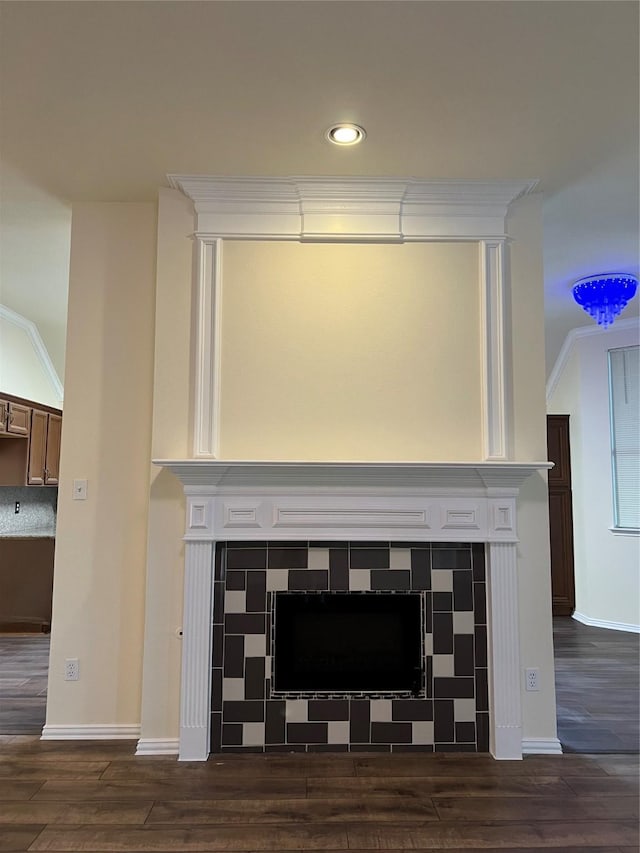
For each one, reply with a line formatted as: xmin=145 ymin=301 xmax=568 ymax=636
xmin=573 ymin=612 xmax=640 ymax=634
xmin=521 ymin=738 xmax=563 ymax=755
xmin=546 ymin=317 xmax=640 ymax=403
xmin=136 ymin=738 xmax=180 ymax=756
xmin=41 ymin=725 xmax=140 ymax=740
xmin=0 ymin=304 xmax=64 ymax=402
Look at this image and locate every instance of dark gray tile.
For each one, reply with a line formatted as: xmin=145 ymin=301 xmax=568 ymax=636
xmin=288 ymin=569 xmax=328 ymax=590
xmin=211 ymin=712 xmax=222 ymax=752
xmin=227 ymin=547 xmax=267 ymax=570
xmin=453 ymin=570 xmax=474 ymax=611
xmin=308 ymin=743 xmax=349 ymax=752
xmin=351 ymin=744 xmax=391 ymax=752
xmin=265 ymin=700 xmax=286 ymax=744
xmin=223 ymin=701 xmax=265 ymax=722
xmin=214 ymin=544 xmax=226 ymax=581
xmin=225 ymin=613 xmax=266 ymax=635
xmin=371 ymin=722 xmax=412 ymax=743
xmin=286 ymin=722 xmax=328 ymax=743
xmin=476 ymin=711 xmax=489 ymax=751
xmin=474 ymin=582 xmax=487 ymax=624
xmin=455 ymin=721 xmax=476 ymax=743
xmin=329 ymin=562 xmax=349 ymax=590
xmin=426 ymin=656 xmax=433 ymax=699
xmin=350 ymin=547 xmax=390 ymax=570
xmin=474 ymin=624 xmax=487 ymax=667
xmin=432 ymin=548 xmax=472 ymax=570
xmin=370 ymin=569 xmax=410 ymax=590
xmin=411 ymin=549 xmax=431 ymax=590
xmin=349 ymin=699 xmax=371 ymax=743
xmin=433 ymin=592 xmax=453 ymax=611
xmin=435 ymin=742 xmax=477 ymax=752
xmin=213 ymin=582 xmax=224 ymax=624
xmin=308 ymin=700 xmax=349 ymax=721
xmin=472 ymin=543 xmax=485 ymax=581
xmin=221 ymin=723 xmax=243 ymax=746
xmin=268 ymin=547 xmax=308 ymax=569
xmin=434 ymin=677 xmax=475 ymax=699
xmin=223 ymin=635 xmax=245 ymax=678
xmin=392 ymin=744 xmax=435 ymax=753
xmin=454 ymin=634 xmax=475 ymax=677
xmin=212 ymin=624 xmax=224 ymax=668
xmin=245 ymin=657 xmax=266 ymax=700
xmin=226 ymin=570 xmax=246 ymax=591
xmin=329 ymin=547 xmax=348 ymax=570
xmin=433 ymin=612 xmax=453 ymax=654
xmin=434 ymin=699 xmax=454 ymax=742
xmin=211 ymin=668 xmax=223 ymax=712
xmin=246 ymin=570 xmax=267 ymax=612
xmin=392 ymin=699 xmax=433 ymax=721
xmin=475 ymin=668 xmax=489 ymax=711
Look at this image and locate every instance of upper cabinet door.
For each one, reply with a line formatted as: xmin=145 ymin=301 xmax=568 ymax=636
xmin=45 ymin=413 xmax=62 ymax=485
xmin=27 ymin=409 xmax=48 ymax=485
xmin=7 ymin=402 xmax=30 ymax=436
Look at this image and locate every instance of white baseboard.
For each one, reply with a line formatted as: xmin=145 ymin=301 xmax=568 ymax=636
xmin=136 ymin=738 xmax=180 ymax=756
xmin=41 ymin=724 xmax=140 ymax=740
xmin=572 ymin=612 xmax=640 ymax=634
xmin=521 ymin=738 xmax=563 ymax=755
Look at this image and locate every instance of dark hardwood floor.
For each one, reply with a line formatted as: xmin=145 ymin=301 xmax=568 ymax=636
xmin=0 ymin=635 xmax=49 ymax=735
xmin=0 ymin=737 xmax=638 ymax=852
xmin=553 ymin=617 xmax=640 ymax=754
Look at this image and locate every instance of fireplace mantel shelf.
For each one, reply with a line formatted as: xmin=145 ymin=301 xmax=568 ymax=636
xmin=154 ymin=459 xmax=552 ymax=491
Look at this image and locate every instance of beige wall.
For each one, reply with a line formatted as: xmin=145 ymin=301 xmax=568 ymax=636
xmin=46 ymin=202 xmax=156 ymax=728
xmin=507 ymin=193 xmax=557 ymax=740
xmin=0 ymin=313 xmax=61 ymax=406
xmin=220 ymin=241 xmax=481 ymax=461
xmin=549 ymin=322 xmax=640 ymax=629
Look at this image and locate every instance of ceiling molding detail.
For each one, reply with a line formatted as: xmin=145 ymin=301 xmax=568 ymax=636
xmin=546 ymin=316 xmax=640 ymax=402
xmin=167 ymin=175 xmax=539 ymax=241
xmin=0 ymin=304 xmax=64 ymax=401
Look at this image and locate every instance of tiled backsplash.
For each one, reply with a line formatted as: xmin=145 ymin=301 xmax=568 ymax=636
xmin=211 ymin=541 xmax=488 ymax=754
xmin=0 ymin=486 xmax=57 ymax=537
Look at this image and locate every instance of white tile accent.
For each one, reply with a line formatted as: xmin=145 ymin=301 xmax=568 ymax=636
xmin=242 ymin=722 xmax=265 ymax=746
xmin=412 ymin=721 xmax=435 ymax=745
xmin=454 ymin=698 xmax=477 ymax=722
xmin=349 ymin=569 xmax=371 ymax=591
xmin=224 ymin=590 xmax=246 ymax=613
xmin=267 ymin=569 xmax=289 ymax=591
xmin=424 ymin=633 xmax=433 ymax=656
xmin=327 ymin=721 xmax=350 ymax=744
xmin=308 ymin=548 xmax=330 ymax=570
xmin=431 ymin=569 xmax=454 ymax=592
xmin=243 ymin=634 xmax=266 ymax=658
xmin=390 ymin=548 xmax=411 ymax=570
xmin=453 ymin=610 xmax=476 ymax=634
xmin=223 ymin=678 xmax=245 ymax=701
xmin=285 ymin=700 xmax=308 ymax=722
xmin=432 ymin=654 xmax=455 ymax=677
xmin=369 ymin=700 xmax=392 ymax=722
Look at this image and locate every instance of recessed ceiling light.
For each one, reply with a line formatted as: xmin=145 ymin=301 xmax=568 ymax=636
xmin=325 ymin=123 xmax=366 ymax=146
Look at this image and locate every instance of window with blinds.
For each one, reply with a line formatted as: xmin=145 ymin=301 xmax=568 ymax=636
xmin=608 ymin=345 xmax=640 ymax=530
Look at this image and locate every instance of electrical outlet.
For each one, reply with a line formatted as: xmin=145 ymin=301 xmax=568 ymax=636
xmin=525 ymin=667 xmax=540 ymax=691
xmin=64 ymin=658 xmax=79 ymax=681
xmin=14 ymin=501 xmax=20 ymax=514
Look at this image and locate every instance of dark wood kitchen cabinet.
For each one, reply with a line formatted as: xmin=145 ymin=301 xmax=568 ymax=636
xmin=0 ymin=398 xmax=30 ymax=435
xmin=28 ymin=409 xmax=62 ymax=486
xmin=0 ymin=393 xmax=62 ymax=487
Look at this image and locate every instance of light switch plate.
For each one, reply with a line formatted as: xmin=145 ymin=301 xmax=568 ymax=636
xmin=73 ymin=479 xmax=88 ymax=500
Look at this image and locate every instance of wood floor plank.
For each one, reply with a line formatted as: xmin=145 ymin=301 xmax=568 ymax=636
xmin=0 ymin=825 xmax=45 ymax=852
xmin=32 ymin=778 xmax=308 ymax=801
xmin=101 ymin=755 xmax=356 ymax=781
xmin=344 ymin=820 xmax=640 ymax=849
xmin=589 ymin=754 xmax=640 ymax=776
xmin=433 ymin=795 xmax=639 ymax=822
xmin=307 ymin=774 xmax=575 ymax=799
xmin=353 ymin=754 xmax=608 ymax=777
xmin=146 ymin=796 xmax=439 ymax=824
xmin=0 ymin=761 xmax=107 ymax=781
xmin=0 ymin=781 xmax=42 ymax=800
xmin=28 ymin=824 xmax=350 ymax=850
xmin=563 ymin=775 xmax=640 ymax=797
xmin=0 ymin=801 xmax=153 ymax=825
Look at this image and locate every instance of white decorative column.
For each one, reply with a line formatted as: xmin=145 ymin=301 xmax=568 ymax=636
xmin=179 ymin=539 xmax=214 ymax=761
xmin=486 ymin=541 xmax=522 ymax=759
xmin=193 ymin=237 xmax=222 ymax=459
xmin=480 ymin=239 xmax=510 ymax=461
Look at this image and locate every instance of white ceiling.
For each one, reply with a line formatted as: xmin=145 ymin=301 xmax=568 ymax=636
xmin=0 ymin=0 xmax=638 ymax=378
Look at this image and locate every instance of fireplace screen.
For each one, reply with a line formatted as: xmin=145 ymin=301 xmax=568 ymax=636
xmin=273 ymin=592 xmax=423 ymax=693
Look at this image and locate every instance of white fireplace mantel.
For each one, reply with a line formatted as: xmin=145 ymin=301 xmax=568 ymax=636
xmin=154 ymin=459 xmax=552 ymax=762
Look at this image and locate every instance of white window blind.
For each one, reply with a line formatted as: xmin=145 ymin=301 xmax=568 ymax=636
xmin=608 ymin=345 xmax=640 ymax=530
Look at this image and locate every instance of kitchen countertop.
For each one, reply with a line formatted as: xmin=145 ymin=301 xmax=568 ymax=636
xmin=0 ymin=530 xmax=55 ymax=539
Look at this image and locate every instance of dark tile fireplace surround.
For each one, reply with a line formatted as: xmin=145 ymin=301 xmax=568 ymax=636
xmin=211 ymin=540 xmax=489 ymax=754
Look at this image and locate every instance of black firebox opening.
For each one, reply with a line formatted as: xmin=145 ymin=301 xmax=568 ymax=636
xmin=273 ymin=592 xmax=423 ymax=693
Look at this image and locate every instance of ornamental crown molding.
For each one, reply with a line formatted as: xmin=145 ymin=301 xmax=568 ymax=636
xmin=154 ymin=459 xmax=550 ymax=492
xmin=166 ymin=175 xmax=539 ymax=241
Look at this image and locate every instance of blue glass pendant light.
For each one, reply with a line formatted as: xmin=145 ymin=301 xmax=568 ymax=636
xmin=572 ymin=274 xmax=638 ymax=328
